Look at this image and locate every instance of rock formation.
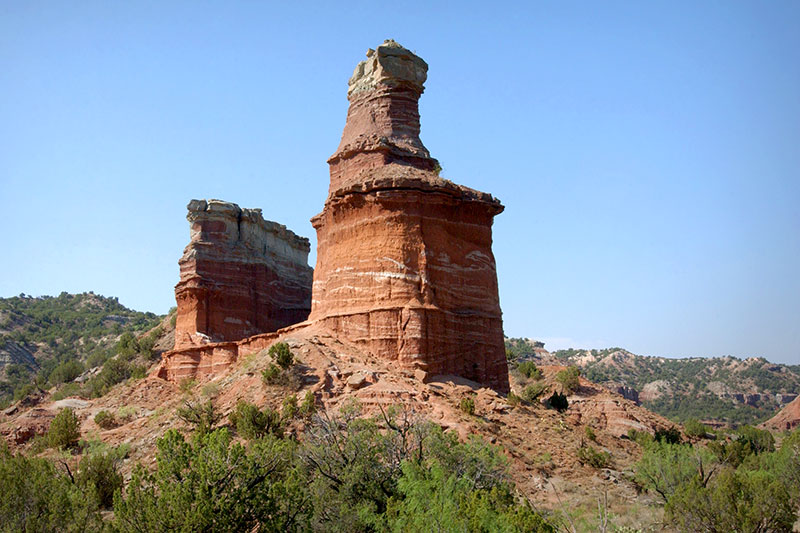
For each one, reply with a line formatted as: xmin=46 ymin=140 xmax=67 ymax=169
xmin=764 ymin=394 xmax=800 ymax=431
xmin=309 ymin=40 xmax=509 ymax=393
xmin=174 ymin=199 xmax=313 ymax=348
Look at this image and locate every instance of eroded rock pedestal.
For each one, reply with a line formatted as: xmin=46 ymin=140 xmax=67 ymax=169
xmin=310 ymin=40 xmax=509 ymax=393
xmin=174 ymin=199 xmax=313 ymax=348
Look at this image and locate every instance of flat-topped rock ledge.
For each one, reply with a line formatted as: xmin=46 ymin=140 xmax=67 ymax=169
xmin=174 ymin=199 xmax=313 ymax=349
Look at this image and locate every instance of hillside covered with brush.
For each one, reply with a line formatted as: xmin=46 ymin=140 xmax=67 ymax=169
xmin=506 ymin=338 xmax=800 ymax=426
xmin=0 ymin=293 xmax=168 ymax=408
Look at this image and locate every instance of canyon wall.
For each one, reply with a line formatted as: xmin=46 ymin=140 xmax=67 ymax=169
xmin=309 ymin=40 xmax=509 ymax=393
xmin=174 ymin=199 xmax=313 ymax=348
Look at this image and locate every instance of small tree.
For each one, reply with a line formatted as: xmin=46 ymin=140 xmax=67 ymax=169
xmin=94 ymin=410 xmax=118 ymax=429
xmin=547 ymin=391 xmax=568 ymax=412
xmin=177 ymin=400 xmax=221 ymax=436
xmin=269 ymin=342 xmax=294 ymax=370
xmin=684 ymin=418 xmax=709 ymax=438
xmin=577 ymin=444 xmax=610 ymax=468
xmin=48 ymin=408 xmax=80 ymax=449
xmin=520 ymin=382 xmax=547 ymax=405
xmin=229 ymin=400 xmax=283 ymax=439
xmin=555 ymin=366 xmax=580 ymax=394
xmin=655 ymin=427 xmax=682 ymax=445
xmin=517 ymin=361 xmax=542 ymax=380
xmin=76 ymin=446 xmax=124 ymax=508
xmin=460 ymin=397 xmax=476 ymax=416
xmin=299 ymin=391 xmax=316 ymax=418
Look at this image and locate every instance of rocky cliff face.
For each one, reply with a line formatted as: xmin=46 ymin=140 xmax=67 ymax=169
xmin=764 ymin=394 xmax=800 ymax=431
xmin=174 ymin=199 xmax=313 ymax=348
xmin=309 ymin=40 xmax=509 ymax=393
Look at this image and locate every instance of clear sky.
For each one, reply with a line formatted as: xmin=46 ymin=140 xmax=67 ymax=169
xmin=1 ymin=1 xmax=798 ymax=364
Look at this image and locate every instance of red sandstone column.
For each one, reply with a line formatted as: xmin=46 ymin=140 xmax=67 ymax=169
xmin=310 ymin=40 xmax=510 ymax=393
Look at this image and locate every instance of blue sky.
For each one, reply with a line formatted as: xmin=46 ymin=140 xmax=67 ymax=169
xmin=1 ymin=1 xmax=798 ymax=364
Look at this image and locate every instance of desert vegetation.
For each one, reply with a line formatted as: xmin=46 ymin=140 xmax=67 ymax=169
xmin=0 ymin=293 xmax=163 ymax=407
xmin=2 ymin=402 xmax=557 ymax=532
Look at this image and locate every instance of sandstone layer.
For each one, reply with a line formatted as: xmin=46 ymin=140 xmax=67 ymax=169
xmin=174 ymin=199 xmax=313 ymax=348
xmin=309 ymin=40 xmax=509 ymax=393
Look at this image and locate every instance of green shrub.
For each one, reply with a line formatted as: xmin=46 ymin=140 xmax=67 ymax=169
xmin=460 ymin=396 xmax=476 ymax=415
xmin=261 ymin=363 xmax=283 ymax=385
xmin=76 ymin=447 xmax=124 ymax=508
xmin=229 ymin=400 xmax=283 ymax=439
xmin=517 ymin=361 xmax=542 ymax=380
xmin=51 ymin=382 xmax=81 ymax=401
xmin=736 ymin=425 xmax=775 ymax=455
xmin=577 ymin=445 xmax=610 ymax=468
xmin=585 ymin=426 xmax=596 ymax=441
xmin=683 ymin=418 xmax=709 ymax=438
xmin=49 ymin=360 xmax=84 ymax=385
xmin=666 ymin=465 xmax=795 ymax=532
xmin=117 ymin=406 xmax=137 ymax=423
xmin=268 ymin=342 xmax=294 ymax=370
xmin=282 ymin=395 xmax=298 ymax=419
xmin=507 ymin=391 xmax=521 ymax=407
xmin=299 ymin=390 xmax=316 ymax=417
xmin=113 ymin=429 xmax=302 ymax=532
xmin=94 ymin=410 xmax=118 ymax=429
xmin=555 ymin=366 xmax=580 ymax=394
xmin=115 ymin=332 xmax=139 ymax=357
xmin=520 ymin=382 xmax=547 ymax=405
xmin=655 ymin=427 xmax=682 ymax=445
xmin=12 ymin=383 xmax=36 ymax=403
xmin=708 ymin=425 xmax=775 ymax=467
xmin=177 ymin=400 xmax=221 ymax=436
xmin=179 ymin=378 xmax=196 ymax=394
xmin=48 ymin=408 xmax=80 ymax=449
xmin=86 ymin=349 xmax=110 ymax=369
xmin=0 ymin=441 xmax=103 ymax=530
xmin=627 ymin=428 xmax=654 ymax=447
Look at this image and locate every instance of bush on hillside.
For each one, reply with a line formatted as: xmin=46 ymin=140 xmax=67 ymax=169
xmin=654 ymin=427 xmax=682 ymax=445
xmin=546 ymin=391 xmax=568 ymax=411
xmin=517 ymin=361 xmax=542 ymax=380
xmin=48 ymin=408 xmax=80 ymax=449
xmin=94 ymin=410 xmax=118 ymax=430
xmin=0 ymin=441 xmax=103 ymax=530
xmin=229 ymin=400 xmax=283 ymax=439
xmin=177 ymin=400 xmax=221 ymax=436
xmin=460 ymin=396 xmax=476 ymax=415
xmin=268 ymin=342 xmax=294 ymax=370
xmin=577 ymin=445 xmax=610 ymax=468
xmin=520 ymin=382 xmax=547 ymax=405
xmin=555 ymin=366 xmax=580 ymax=394
xmin=683 ymin=418 xmax=710 ymax=438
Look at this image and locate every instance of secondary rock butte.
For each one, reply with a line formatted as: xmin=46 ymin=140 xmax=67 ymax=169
xmin=310 ymin=40 xmax=510 ymax=393
xmin=173 ymin=199 xmax=313 ymax=349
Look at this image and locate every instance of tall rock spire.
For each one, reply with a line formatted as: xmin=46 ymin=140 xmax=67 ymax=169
xmin=327 ymin=40 xmax=438 ymax=195
xmin=310 ymin=40 xmax=510 ymax=393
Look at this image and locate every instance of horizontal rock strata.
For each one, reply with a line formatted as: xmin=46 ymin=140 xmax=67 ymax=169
xmin=310 ymin=40 xmax=509 ymax=393
xmin=157 ymin=329 xmax=290 ymax=383
xmin=174 ymin=199 xmax=313 ymax=349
